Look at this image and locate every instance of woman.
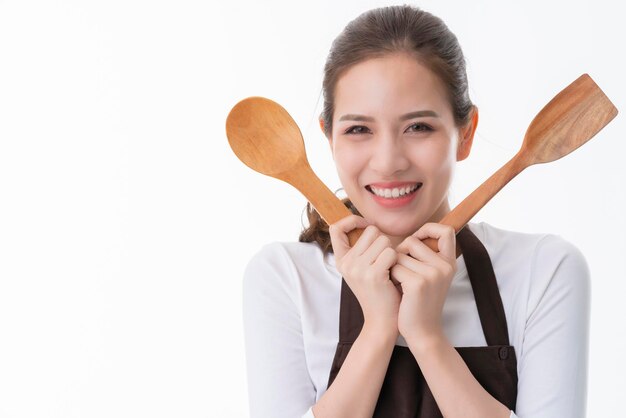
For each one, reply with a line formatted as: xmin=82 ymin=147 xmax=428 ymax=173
xmin=243 ymin=5 xmax=590 ymax=418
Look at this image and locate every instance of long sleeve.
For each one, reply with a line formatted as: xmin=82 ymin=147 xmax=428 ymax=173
xmin=242 ymin=243 xmax=316 ymax=418
xmin=512 ymin=235 xmax=591 ymax=417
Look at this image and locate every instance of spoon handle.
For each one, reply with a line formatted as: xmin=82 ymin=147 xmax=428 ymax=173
xmin=282 ymin=159 xmax=364 ymax=247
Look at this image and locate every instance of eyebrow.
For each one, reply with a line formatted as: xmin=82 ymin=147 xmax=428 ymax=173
xmin=338 ymin=110 xmax=440 ymax=122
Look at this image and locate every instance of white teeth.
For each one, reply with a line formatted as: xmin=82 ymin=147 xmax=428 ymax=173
xmin=369 ymin=183 xmax=420 ymax=199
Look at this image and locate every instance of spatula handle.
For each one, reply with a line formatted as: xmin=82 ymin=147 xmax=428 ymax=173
xmin=422 ymin=155 xmax=528 ymax=257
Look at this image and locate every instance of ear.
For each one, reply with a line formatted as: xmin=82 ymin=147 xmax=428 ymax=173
xmin=456 ymin=106 xmax=478 ymax=162
xmin=320 ymin=118 xmax=333 ymax=149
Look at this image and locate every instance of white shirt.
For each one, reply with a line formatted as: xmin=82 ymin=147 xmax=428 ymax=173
xmin=242 ymin=222 xmax=590 ymax=418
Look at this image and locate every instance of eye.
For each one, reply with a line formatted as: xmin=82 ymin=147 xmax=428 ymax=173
xmin=406 ymin=122 xmax=433 ymax=133
xmin=344 ymin=125 xmax=371 ymax=135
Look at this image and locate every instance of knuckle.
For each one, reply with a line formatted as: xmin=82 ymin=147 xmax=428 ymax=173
xmin=380 ymin=248 xmax=397 ymax=264
xmin=423 ymin=266 xmax=438 ymax=280
xmin=443 ymin=263 xmax=456 ymax=277
xmin=405 ymin=236 xmax=418 ymax=247
xmin=378 ymin=234 xmax=391 ymax=247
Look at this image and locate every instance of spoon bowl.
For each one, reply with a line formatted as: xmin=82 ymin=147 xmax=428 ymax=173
xmin=226 ymin=97 xmax=361 ymax=245
xmin=226 ymin=96 xmax=305 ymax=177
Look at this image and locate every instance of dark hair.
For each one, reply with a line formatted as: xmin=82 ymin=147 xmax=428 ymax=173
xmin=299 ymin=4 xmax=475 ymax=254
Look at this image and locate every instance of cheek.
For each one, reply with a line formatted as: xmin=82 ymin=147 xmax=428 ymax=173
xmin=407 ymin=140 xmax=454 ymax=171
xmin=421 ymin=142 xmax=457 ymax=192
xmin=333 ymin=144 xmax=366 ymax=179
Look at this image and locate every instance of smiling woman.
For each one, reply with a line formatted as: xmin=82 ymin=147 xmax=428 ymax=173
xmin=324 ymin=52 xmax=473 ymax=246
xmin=242 ymin=5 xmax=590 ymax=418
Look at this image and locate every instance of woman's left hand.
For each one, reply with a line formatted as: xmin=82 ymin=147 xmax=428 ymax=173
xmin=391 ymin=222 xmax=458 ymax=345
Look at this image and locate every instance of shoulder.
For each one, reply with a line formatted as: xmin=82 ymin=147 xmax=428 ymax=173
xmin=244 ymin=240 xmax=332 ymax=276
xmin=243 ymin=240 xmax=336 ymax=298
xmin=470 ymin=221 xmax=590 ymax=314
xmin=469 ymin=221 xmax=588 ymax=269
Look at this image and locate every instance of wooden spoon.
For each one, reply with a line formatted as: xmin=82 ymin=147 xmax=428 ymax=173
xmin=225 ymin=96 xmax=361 ymax=246
xmin=226 ymin=74 xmax=617 ymax=254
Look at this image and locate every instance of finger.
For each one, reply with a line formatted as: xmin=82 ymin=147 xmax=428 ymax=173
xmin=397 ymin=237 xmax=454 ymax=277
xmin=395 ymin=252 xmax=421 ymax=271
xmin=389 ymin=263 xmax=404 ymax=288
xmin=371 ymin=246 xmax=398 ymax=274
xmin=413 ymin=223 xmax=456 ymax=262
xmin=396 ymin=235 xmax=441 ymax=265
xmin=360 ymin=234 xmax=393 ymax=265
xmin=395 ymin=253 xmax=439 ymax=280
xmin=390 ymin=263 xmax=419 ymax=288
xmin=349 ymin=225 xmax=384 ymax=258
xmin=328 ymin=215 xmax=370 ymax=260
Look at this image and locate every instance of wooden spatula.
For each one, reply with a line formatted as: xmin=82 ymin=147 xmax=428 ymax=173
xmin=225 ymin=74 xmax=618 ymax=254
xmin=421 ymin=73 xmax=618 ymax=255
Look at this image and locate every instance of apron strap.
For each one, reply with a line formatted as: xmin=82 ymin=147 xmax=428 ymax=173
xmin=456 ymin=226 xmax=511 ymax=346
xmin=337 ymin=277 xmax=362 ymax=343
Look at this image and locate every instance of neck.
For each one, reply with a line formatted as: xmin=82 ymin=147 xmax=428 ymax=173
xmin=389 ymin=198 xmax=451 ymax=249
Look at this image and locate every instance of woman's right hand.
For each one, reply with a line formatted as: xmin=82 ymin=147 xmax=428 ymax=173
xmin=329 ymin=215 xmax=401 ymax=337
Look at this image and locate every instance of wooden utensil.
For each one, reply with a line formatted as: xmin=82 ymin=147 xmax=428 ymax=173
xmin=421 ymin=73 xmax=618 ymax=255
xmin=225 ymin=73 xmax=618 ymax=254
xmin=225 ymin=96 xmax=361 ymax=246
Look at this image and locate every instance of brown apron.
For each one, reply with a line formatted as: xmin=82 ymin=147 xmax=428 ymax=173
xmin=326 ymin=226 xmax=518 ymax=417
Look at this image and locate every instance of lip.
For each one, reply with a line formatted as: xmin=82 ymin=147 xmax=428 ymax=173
xmin=367 ymin=183 xmax=422 ymax=208
xmin=367 ymin=181 xmax=421 ymax=188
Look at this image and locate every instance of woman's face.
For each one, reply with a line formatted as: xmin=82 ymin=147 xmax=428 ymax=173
xmin=326 ymin=52 xmax=475 ymax=246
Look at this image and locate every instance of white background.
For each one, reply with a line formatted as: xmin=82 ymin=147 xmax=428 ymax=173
xmin=0 ymin=0 xmax=624 ymax=416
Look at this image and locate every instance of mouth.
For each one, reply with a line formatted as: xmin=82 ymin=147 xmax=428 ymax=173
xmin=365 ymin=182 xmax=423 ymax=199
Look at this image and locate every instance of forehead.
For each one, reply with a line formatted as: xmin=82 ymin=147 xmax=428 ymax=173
xmin=333 ymin=53 xmax=452 ymax=121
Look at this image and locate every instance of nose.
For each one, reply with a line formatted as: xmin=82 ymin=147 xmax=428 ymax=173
xmin=368 ymin=133 xmax=410 ymax=176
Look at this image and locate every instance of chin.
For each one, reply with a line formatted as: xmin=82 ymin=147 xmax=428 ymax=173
xmin=374 ymin=219 xmax=420 ymax=238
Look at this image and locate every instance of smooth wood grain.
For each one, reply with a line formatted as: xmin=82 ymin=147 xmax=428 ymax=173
xmin=226 ymin=96 xmax=362 ymax=246
xmin=226 ymin=74 xmax=617 ymax=255
xmin=422 ymin=73 xmax=618 ymax=256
